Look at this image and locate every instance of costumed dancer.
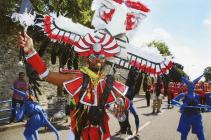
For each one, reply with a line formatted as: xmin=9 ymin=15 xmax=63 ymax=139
xmin=205 ymin=82 xmax=211 ymax=106
xmin=167 ymin=82 xmax=175 ymax=109
xmin=18 ymin=31 xmax=130 ymax=140
xmin=12 ymin=88 xmax=60 ymax=140
xmin=172 ymin=75 xmax=211 ymax=140
xmin=152 ymin=77 xmax=162 ymax=113
xmin=143 ymin=74 xmax=152 ymax=107
xmin=117 ymin=66 xmax=140 ymax=135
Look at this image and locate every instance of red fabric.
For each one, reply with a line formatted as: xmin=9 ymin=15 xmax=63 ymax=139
xmin=26 ymin=53 xmax=46 ymax=75
xmin=70 ymin=110 xmax=111 ymax=140
xmin=43 ymin=16 xmax=76 ymax=45
xmin=75 ymin=32 xmax=119 ymax=57
xmin=124 ymin=97 xmax=130 ymax=110
xmin=114 ymin=0 xmax=123 ymax=4
xmin=126 ymin=0 xmax=150 ymax=12
xmin=166 ymin=61 xmax=174 ymax=69
xmin=102 ymin=9 xmax=115 ymax=22
xmin=64 ymin=76 xmax=128 ymax=105
xmin=195 ymin=89 xmax=205 ymax=104
xmin=126 ymin=13 xmax=136 ymax=30
xmin=130 ymin=60 xmax=174 ymax=76
xmin=65 ymin=74 xmax=129 ymax=140
xmin=82 ymin=127 xmax=100 ymax=140
xmin=81 ymin=114 xmax=110 ymax=140
xmin=151 ymin=68 xmax=156 ymax=75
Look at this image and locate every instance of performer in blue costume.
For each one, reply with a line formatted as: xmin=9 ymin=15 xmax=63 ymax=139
xmin=12 ymin=88 xmax=60 ymax=140
xmin=172 ymin=75 xmax=211 ymax=140
xmin=117 ymin=67 xmax=140 ymax=135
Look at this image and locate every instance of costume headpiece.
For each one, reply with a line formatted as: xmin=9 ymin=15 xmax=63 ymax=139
xmin=92 ymin=0 xmax=150 ymax=35
xmin=74 ymin=30 xmax=119 ymax=57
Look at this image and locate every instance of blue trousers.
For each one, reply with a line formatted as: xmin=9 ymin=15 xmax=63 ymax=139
xmin=178 ymin=113 xmax=205 ymax=140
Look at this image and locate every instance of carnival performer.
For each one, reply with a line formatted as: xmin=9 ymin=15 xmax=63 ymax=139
xmin=18 ymin=31 xmax=130 ymax=140
xmin=117 ymin=67 xmax=140 ymax=135
xmin=152 ymin=77 xmax=162 ymax=113
xmin=12 ymin=88 xmax=60 ymax=140
xmin=172 ymin=75 xmax=211 ymax=140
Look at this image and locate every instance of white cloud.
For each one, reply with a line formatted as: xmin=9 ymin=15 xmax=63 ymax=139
xmin=203 ymin=19 xmax=211 ymax=27
xmin=130 ymin=27 xmax=173 ymax=46
xmin=153 ymin=28 xmax=172 ymax=40
xmin=130 ymin=26 xmax=211 ymax=80
xmin=170 ymin=44 xmax=210 ymax=80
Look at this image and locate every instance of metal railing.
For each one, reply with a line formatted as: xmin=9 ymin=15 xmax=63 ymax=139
xmin=0 ymin=99 xmax=13 ymax=123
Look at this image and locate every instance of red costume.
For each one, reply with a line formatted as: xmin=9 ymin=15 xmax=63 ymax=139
xmin=24 ymin=31 xmax=130 ymax=140
xmin=64 ymin=72 xmax=129 ymax=139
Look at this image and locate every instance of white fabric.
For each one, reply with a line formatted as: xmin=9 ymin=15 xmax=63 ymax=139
xmin=54 ymin=15 xmax=94 ymax=36
xmin=67 ymin=129 xmax=75 ymax=140
xmin=25 ymin=49 xmax=37 ymax=59
xmin=39 ymin=70 xmax=49 ymax=80
xmin=106 ymin=4 xmax=127 ymax=36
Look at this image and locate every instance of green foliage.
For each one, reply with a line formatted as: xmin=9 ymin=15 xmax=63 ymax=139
xmin=0 ymin=0 xmax=93 ymax=36
xmin=148 ymin=40 xmax=172 ymax=56
xmin=0 ymin=0 xmax=22 ymax=34
xmin=31 ymin=0 xmax=93 ymax=27
xmin=204 ymin=67 xmax=211 ymax=82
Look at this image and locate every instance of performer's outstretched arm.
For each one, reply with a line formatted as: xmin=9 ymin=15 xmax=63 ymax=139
xmin=172 ymin=93 xmax=185 ymax=107
xmin=18 ymin=32 xmax=77 ymax=85
xmin=45 ymin=72 xmax=78 ymax=85
xmin=11 ymin=88 xmax=26 ymax=121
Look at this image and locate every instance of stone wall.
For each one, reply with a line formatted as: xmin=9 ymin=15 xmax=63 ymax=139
xmin=0 ymin=34 xmax=58 ymax=103
xmin=0 ymin=34 xmax=142 ymax=103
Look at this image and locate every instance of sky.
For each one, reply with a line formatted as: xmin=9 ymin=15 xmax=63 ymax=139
xmin=130 ymin=0 xmax=211 ymax=80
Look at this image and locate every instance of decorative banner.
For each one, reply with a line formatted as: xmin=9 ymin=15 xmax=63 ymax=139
xmin=114 ymin=51 xmax=174 ymax=77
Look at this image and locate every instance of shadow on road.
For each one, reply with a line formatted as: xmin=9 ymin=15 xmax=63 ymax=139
xmin=110 ymin=136 xmax=124 ymax=140
xmin=38 ymin=124 xmax=69 ymax=134
xmin=136 ymin=105 xmax=149 ymax=109
xmin=111 ymin=135 xmax=140 ymax=140
xmin=142 ymin=112 xmax=159 ymax=116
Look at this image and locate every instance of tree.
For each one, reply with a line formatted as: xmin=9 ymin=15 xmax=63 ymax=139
xmin=0 ymin=0 xmax=93 ymax=97
xmin=148 ymin=40 xmax=187 ymax=82
xmin=0 ymin=0 xmax=93 ymax=35
xmin=148 ymin=40 xmax=172 ymax=56
xmin=204 ymin=67 xmax=211 ymax=82
xmin=31 ymin=0 xmax=93 ymax=27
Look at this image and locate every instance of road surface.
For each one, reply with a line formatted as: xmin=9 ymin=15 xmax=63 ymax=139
xmin=1 ymin=97 xmax=211 ymax=140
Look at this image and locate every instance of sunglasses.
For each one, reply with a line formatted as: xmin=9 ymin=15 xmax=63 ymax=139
xmin=88 ymin=54 xmax=105 ymax=62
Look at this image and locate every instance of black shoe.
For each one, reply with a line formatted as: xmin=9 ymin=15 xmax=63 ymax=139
xmin=127 ymin=128 xmax=133 ymax=135
xmin=9 ymin=119 xmax=14 ymax=123
xmin=114 ymin=130 xmax=126 ymax=136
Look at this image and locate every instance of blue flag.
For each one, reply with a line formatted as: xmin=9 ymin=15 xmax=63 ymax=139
xmin=19 ymin=0 xmax=33 ymax=14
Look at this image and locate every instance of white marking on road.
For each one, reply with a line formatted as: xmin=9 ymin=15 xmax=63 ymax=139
xmin=124 ymin=121 xmax=151 ymax=140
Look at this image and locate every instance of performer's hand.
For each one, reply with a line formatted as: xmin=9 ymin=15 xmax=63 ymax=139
xmin=113 ymin=100 xmax=125 ymax=118
xmin=18 ymin=32 xmax=34 ymax=54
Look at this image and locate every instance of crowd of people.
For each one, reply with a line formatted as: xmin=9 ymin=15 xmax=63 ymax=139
xmin=142 ymin=75 xmax=211 ymax=112
xmin=10 ymin=65 xmax=211 ymax=139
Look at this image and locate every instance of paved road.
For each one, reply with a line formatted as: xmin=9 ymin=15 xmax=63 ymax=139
xmin=1 ymin=97 xmax=211 ymax=140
